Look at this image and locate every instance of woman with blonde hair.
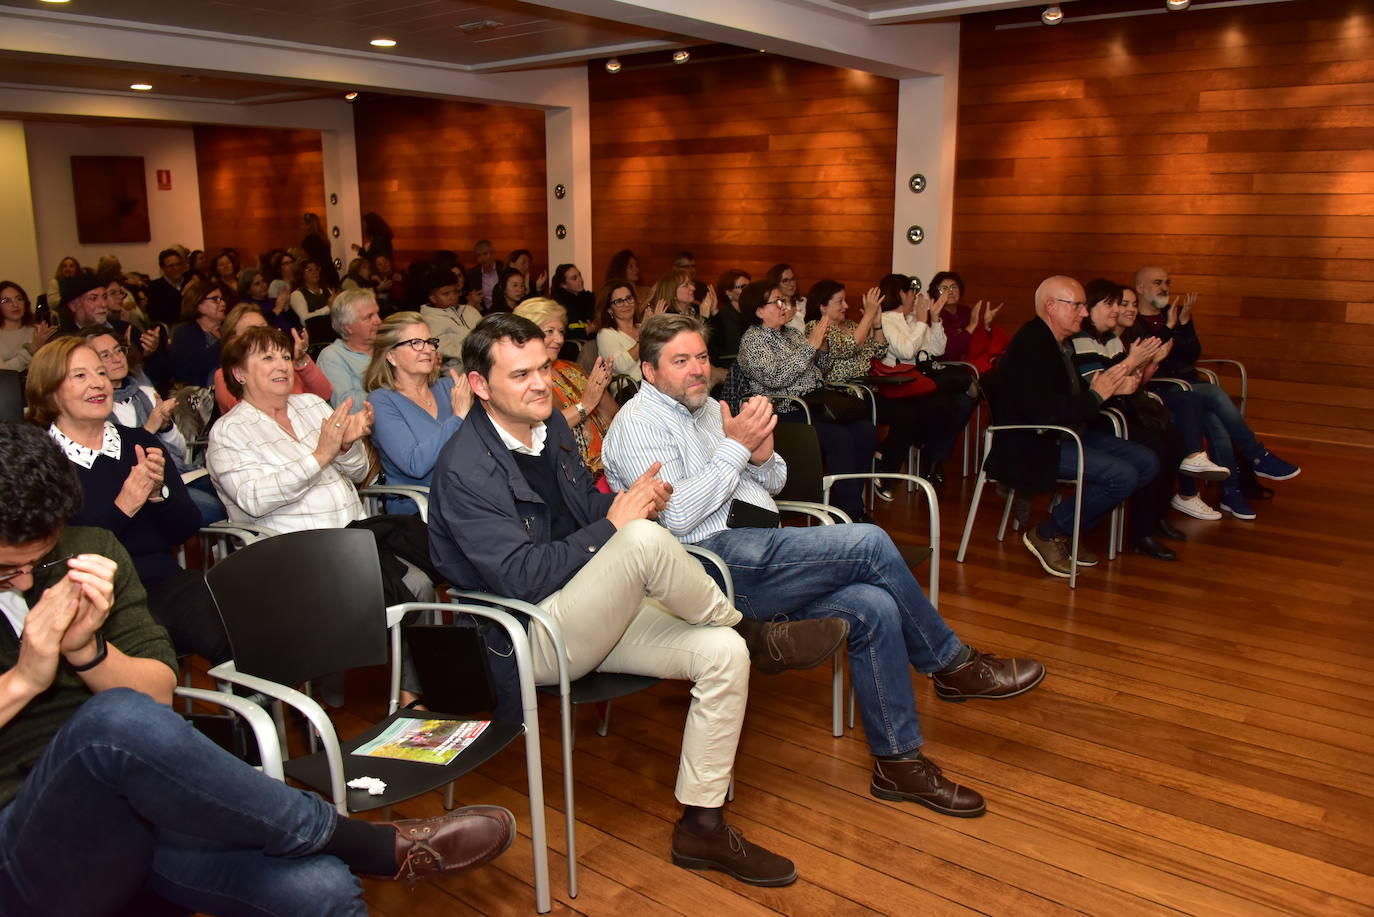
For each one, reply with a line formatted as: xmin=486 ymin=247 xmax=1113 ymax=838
xmin=365 ymin=311 xmax=471 ymax=495
xmin=515 ymin=297 xmax=616 ymax=477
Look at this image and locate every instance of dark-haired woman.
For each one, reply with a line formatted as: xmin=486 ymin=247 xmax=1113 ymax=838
xmin=551 ymin=263 xmax=596 ymax=353
xmin=709 ymin=270 xmax=750 ymax=369
xmin=874 ymin=273 xmax=977 ymax=485
xmin=169 ymin=278 xmax=226 ymax=387
xmin=489 ymin=267 xmax=527 ymax=314
xmin=927 ymin=271 xmax=1008 ymax=375
xmin=737 ymin=279 xmax=876 ymax=521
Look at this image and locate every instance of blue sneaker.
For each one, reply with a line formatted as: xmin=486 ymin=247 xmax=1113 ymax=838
xmin=1220 ymin=488 xmax=1257 ymax=520
xmin=1251 ymin=446 xmax=1300 ymax=481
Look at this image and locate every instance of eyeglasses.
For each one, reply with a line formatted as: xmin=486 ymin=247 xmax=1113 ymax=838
xmin=0 ymin=295 xmax=25 ymax=307
xmin=610 ymin=294 xmax=636 ymax=308
xmin=936 ymin=284 xmax=960 ymax=294
xmin=1052 ymin=297 xmax=1088 ymax=309
xmin=203 ymin=293 xmax=225 ymax=303
xmin=764 ymin=297 xmax=789 ymax=308
xmin=95 ymin=345 xmax=130 ymax=360
xmin=732 ymin=283 xmax=748 ymax=291
xmin=393 ymin=337 xmax=440 ymax=352
xmin=0 ymin=554 xmax=73 ymax=587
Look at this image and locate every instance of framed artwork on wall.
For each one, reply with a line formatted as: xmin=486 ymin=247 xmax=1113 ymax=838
xmin=71 ymin=155 xmax=151 ymax=244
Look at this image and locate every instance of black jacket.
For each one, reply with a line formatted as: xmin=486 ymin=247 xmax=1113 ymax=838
xmin=984 ymin=317 xmax=1103 ymax=493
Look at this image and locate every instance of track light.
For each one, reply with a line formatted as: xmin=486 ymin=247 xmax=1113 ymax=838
xmin=1166 ymin=0 xmax=1190 ymax=8
xmin=672 ymin=49 xmax=690 ymax=64
xmin=1041 ymin=4 xmax=1064 ymax=24
xmin=605 ymin=58 xmax=622 ymax=73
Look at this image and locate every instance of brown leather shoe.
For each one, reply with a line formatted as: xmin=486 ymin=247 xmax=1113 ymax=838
xmin=870 ymin=753 xmax=986 ymax=817
xmin=379 ymin=805 xmax=516 ymax=882
xmin=931 ymin=648 xmax=1045 ymax=702
xmin=671 ymin=821 xmax=798 ymax=886
xmin=735 ymin=615 xmax=848 ymax=675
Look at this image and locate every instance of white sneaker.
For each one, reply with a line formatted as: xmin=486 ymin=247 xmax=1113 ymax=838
xmin=1171 ymin=493 xmax=1221 ymax=521
xmin=1178 ymin=452 xmax=1230 ymax=481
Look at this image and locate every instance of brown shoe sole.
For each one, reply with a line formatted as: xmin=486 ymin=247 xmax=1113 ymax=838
xmin=671 ymin=851 xmax=799 ymax=887
xmin=869 ymin=782 xmax=987 ymax=818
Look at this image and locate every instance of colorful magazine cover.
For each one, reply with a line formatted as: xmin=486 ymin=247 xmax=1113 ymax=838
xmin=352 ymin=718 xmax=490 ymax=765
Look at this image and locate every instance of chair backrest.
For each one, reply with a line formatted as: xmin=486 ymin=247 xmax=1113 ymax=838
xmin=576 ymin=336 xmax=599 ymax=373
xmin=0 ymin=370 xmax=22 ymax=421
xmin=204 ymin=528 xmax=388 ymax=684
xmin=771 ymin=422 xmax=826 ymax=504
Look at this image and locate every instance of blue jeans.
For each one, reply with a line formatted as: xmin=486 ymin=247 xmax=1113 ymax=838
xmin=0 ymin=689 xmax=362 ymax=917
xmin=1193 ymin=382 xmax=1259 ymax=476
xmin=1044 ymin=429 xmax=1158 ymax=536
xmin=697 ymin=524 xmax=961 ymax=757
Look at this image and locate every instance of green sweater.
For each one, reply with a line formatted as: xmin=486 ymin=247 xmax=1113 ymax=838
xmin=0 ymin=526 xmax=178 ymax=808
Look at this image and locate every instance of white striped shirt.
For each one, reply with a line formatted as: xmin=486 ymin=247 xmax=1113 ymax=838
xmin=207 ymin=393 xmax=369 ymax=533
xmin=603 ymin=381 xmax=787 ymax=544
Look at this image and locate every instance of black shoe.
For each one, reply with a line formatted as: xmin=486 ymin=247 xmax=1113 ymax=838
xmin=1132 ymin=536 xmax=1177 ymax=561
xmin=923 ymin=464 xmax=946 ymax=487
xmin=1156 ymin=518 xmax=1187 ymax=541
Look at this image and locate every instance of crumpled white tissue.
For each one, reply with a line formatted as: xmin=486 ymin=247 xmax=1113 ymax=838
xmin=347 ymin=776 xmax=387 ymax=796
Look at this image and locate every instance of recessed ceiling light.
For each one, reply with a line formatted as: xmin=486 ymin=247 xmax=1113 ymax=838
xmin=1166 ymin=0 xmax=1190 ymax=9
xmin=130 ymin=83 xmax=153 ymax=91
xmin=369 ymin=38 xmax=396 ymax=48
xmin=1041 ymin=4 xmax=1064 ymax=25
xmin=672 ymin=49 xmax=689 ymax=64
xmin=344 ymin=91 xmax=359 ymax=101
xmin=605 ymin=58 xmax=622 ymax=74
xmin=38 ymin=0 xmax=71 ymax=4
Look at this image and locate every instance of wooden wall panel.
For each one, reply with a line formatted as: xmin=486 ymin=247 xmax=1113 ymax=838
xmin=353 ymin=96 xmax=548 ymax=272
xmin=194 ymin=126 xmax=325 ymax=267
xmin=953 ymin=0 xmax=1374 ymax=446
xmin=589 ymin=53 xmax=897 ymax=302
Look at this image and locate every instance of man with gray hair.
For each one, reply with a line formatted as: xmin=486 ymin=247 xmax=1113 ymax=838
xmin=317 ymin=289 xmax=381 ymax=412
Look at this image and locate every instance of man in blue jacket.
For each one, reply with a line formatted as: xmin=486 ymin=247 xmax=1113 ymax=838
xmin=429 ymin=313 xmax=847 ymax=888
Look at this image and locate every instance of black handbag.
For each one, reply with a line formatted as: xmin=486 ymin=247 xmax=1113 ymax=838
xmin=801 ymin=387 xmax=868 ymax=425
xmin=914 ymin=350 xmax=977 ymax=395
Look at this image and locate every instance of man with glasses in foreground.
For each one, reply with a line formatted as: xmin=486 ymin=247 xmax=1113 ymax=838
xmin=985 ymin=276 xmax=1160 ymax=578
xmin=0 ymin=421 xmax=516 ymax=914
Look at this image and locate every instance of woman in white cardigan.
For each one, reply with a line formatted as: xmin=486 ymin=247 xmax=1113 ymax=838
xmin=874 ymin=274 xmax=976 ymax=486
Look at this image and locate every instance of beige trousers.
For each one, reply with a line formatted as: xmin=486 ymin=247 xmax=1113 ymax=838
xmin=530 ymin=519 xmax=747 ymax=807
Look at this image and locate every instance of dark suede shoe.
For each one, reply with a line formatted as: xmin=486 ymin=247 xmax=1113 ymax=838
xmin=671 ymin=821 xmax=798 ymax=886
xmin=1156 ymin=518 xmax=1187 ymax=541
xmin=378 ymin=805 xmax=516 ymax=882
xmin=932 ymin=648 xmax=1045 ymax=702
xmin=735 ymin=616 xmax=848 ymax=675
xmin=1132 ymin=535 xmax=1177 ymax=561
xmin=870 ymin=753 xmax=986 ymax=817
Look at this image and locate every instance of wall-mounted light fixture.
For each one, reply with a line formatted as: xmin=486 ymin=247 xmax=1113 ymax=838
xmin=909 ymin=173 xmax=927 ymax=193
xmin=555 ymin=224 xmax=568 ymax=240
xmin=906 ymin=226 xmax=925 ymax=245
xmin=554 ymin=184 xmax=567 ymax=199
xmin=1042 ymin=4 xmax=1064 ymax=24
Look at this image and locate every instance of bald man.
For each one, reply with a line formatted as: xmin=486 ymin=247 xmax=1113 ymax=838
xmin=984 ymin=276 xmax=1159 ymax=578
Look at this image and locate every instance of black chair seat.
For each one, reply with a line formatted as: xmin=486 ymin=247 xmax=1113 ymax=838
xmin=282 ymin=709 xmax=523 ymax=813
xmin=538 ymin=672 xmax=661 ymax=705
xmin=896 ymin=543 xmax=933 ymax=569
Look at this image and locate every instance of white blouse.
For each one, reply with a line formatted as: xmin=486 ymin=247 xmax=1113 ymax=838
xmin=880 ymin=310 xmax=947 ymax=367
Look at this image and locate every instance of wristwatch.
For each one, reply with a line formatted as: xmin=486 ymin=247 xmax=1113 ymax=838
xmin=148 ymin=483 xmax=170 ymax=503
xmin=70 ymin=631 xmax=108 ymax=672
xmin=575 ymin=403 xmax=588 ymax=425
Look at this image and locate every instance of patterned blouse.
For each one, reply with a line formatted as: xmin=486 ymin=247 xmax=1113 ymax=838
xmin=804 ymin=319 xmax=886 ymax=383
xmin=737 ymin=324 xmax=832 ymax=398
xmin=549 ymin=360 xmax=609 ymax=474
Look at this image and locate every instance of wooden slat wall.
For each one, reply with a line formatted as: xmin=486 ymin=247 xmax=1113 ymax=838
xmin=589 ymin=53 xmax=898 ymax=301
xmin=353 ymin=96 xmax=548 ymax=272
xmin=193 ymin=126 xmax=326 ymax=267
xmin=954 ymin=0 xmax=1374 ymax=447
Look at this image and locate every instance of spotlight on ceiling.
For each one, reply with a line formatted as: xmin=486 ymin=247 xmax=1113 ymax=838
xmin=1041 ymin=4 xmax=1064 ymax=24
xmin=369 ymin=38 xmax=396 ymax=48
xmin=605 ymin=58 xmax=622 ymax=74
xmin=129 ymin=83 xmax=153 ymax=92
xmin=672 ymin=49 xmax=690 ymax=64
xmin=344 ymin=91 xmax=359 ymax=101
xmin=1166 ymin=0 xmax=1190 ymax=8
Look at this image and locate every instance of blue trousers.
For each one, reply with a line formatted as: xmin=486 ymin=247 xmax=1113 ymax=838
xmin=0 ymin=689 xmax=362 ymax=917
xmin=697 ymin=523 xmax=961 ymax=757
xmin=1160 ymin=382 xmax=1257 ymax=485
xmin=1044 ymin=428 xmax=1159 ymax=536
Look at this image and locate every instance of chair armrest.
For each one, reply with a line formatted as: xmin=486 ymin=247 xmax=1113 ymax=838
xmin=1195 ymin=358 xmax=1247 ymax=413
xmin=684 ymin=544 xmax=735 ymax=605
xmin=826 ymin=382 xmax=877 ymax=424
xmin=940 ymin=360 xmax=980 ymax=379
xmin=771 ymin=395 xmax=811 ymax=423
xmin=203 ymin=520 xmax=282 ymax=540
xmin=1101 ymin=407 xmax=1129 ymax=439
xmin=821 ymin=472 xmax=940 ymax=605
xmin=1149 ymin=377 xmax=1193 ymax=391
xmin=207 ymin=661 xmax=347 ymax=813
xmin=360 ymin=485 xmax=430 ymax=523
xmin=174 ymin=686 xmax=284 ymax=782
xmin=775 ymin=500 xmax=847 ymax=524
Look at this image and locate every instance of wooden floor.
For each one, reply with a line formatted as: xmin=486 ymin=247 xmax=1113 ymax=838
xmin=307 ymin=436 xmax=1372 ymax=916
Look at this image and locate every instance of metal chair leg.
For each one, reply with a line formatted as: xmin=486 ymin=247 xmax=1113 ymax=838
xmin=831 ymin=649 xmax=844 ymax=738
xmin=957 ymin=471 xmax=988 ymax=563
